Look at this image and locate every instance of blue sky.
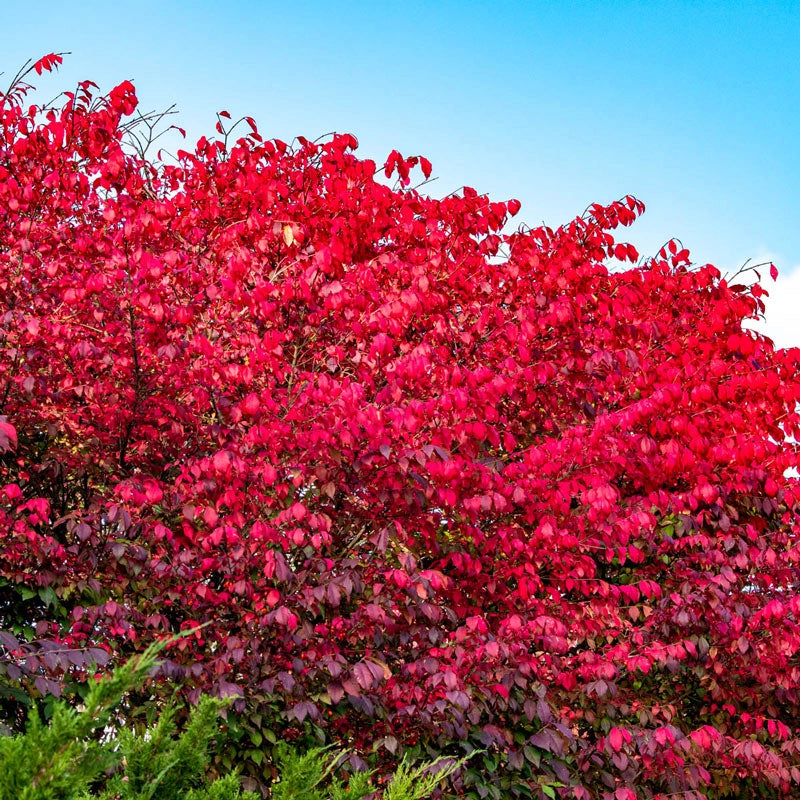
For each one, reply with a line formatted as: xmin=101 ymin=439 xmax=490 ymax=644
xmin=5 ymin=1 xmax=799 ymax=344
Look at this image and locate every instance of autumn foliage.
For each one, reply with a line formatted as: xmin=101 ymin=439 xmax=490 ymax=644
xmin=2 ymin=55 xmax=800 ymax=799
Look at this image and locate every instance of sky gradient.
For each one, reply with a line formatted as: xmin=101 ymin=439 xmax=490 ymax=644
xmin=5 ymin=1 xmax=798 ymax=343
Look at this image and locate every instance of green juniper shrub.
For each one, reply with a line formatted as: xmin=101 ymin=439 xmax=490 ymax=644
xmin=0 ymin=639 xmax=472 ymax=799
xmin=0 ymin=639 xmax=256 ymax=800
xmin=268 ymin=742 xmax=471 ymax=800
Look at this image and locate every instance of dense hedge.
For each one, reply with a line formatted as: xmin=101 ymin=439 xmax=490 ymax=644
xmin=2 ymin=55 xmax=800 ymax=798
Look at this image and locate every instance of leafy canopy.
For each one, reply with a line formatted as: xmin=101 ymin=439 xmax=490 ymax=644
xmin=2 ymin=54 xmax=800 ymax=799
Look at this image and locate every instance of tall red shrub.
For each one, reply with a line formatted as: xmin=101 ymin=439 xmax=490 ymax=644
xmin=2 ymin=56 xmax=800 ymax=798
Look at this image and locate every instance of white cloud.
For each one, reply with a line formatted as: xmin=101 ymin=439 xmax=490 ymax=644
xmin=741 ymin=256 xmax=800 ymax=350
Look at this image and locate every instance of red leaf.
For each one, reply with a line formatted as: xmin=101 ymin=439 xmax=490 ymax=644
xmin=33 ymin=54 xmax=63 ymax=76
xmin=384 ymin=149 xmax=400 ymax=178
xmin=328 ymin=682 xmax=345 ymax=703
xmin=492 ymin=683 xmax=509 ymax=699
xmin=0 ymin=421 xmax=17 ymax=451
xmin=353 ymin=661 xmax=374 ymax=690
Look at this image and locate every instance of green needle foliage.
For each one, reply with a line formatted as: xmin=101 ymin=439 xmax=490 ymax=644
xmin=269 ymin=743 xmax=472 ymax=800
xmin=269 ymin=744 xmax=373 ymax=800
xmin=0 ymin=637 xmax=472 ymax=799
xmin=0 ymin=640 xmax=162 ymax=799
xmin=382 ymin=755 xmax=469 ymax=800
xmin=0 ymin=638 xmax=255 ymax=800
xmin=93 ymin=696 xmax=252 ymax=800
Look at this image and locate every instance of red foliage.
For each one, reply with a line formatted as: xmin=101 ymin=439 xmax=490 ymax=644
xmin=2 ymin=60 xmax=800 ymax=798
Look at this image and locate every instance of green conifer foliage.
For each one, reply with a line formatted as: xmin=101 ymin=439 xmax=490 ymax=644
xmin=0 ymin=639 xmax=470 ymax=799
